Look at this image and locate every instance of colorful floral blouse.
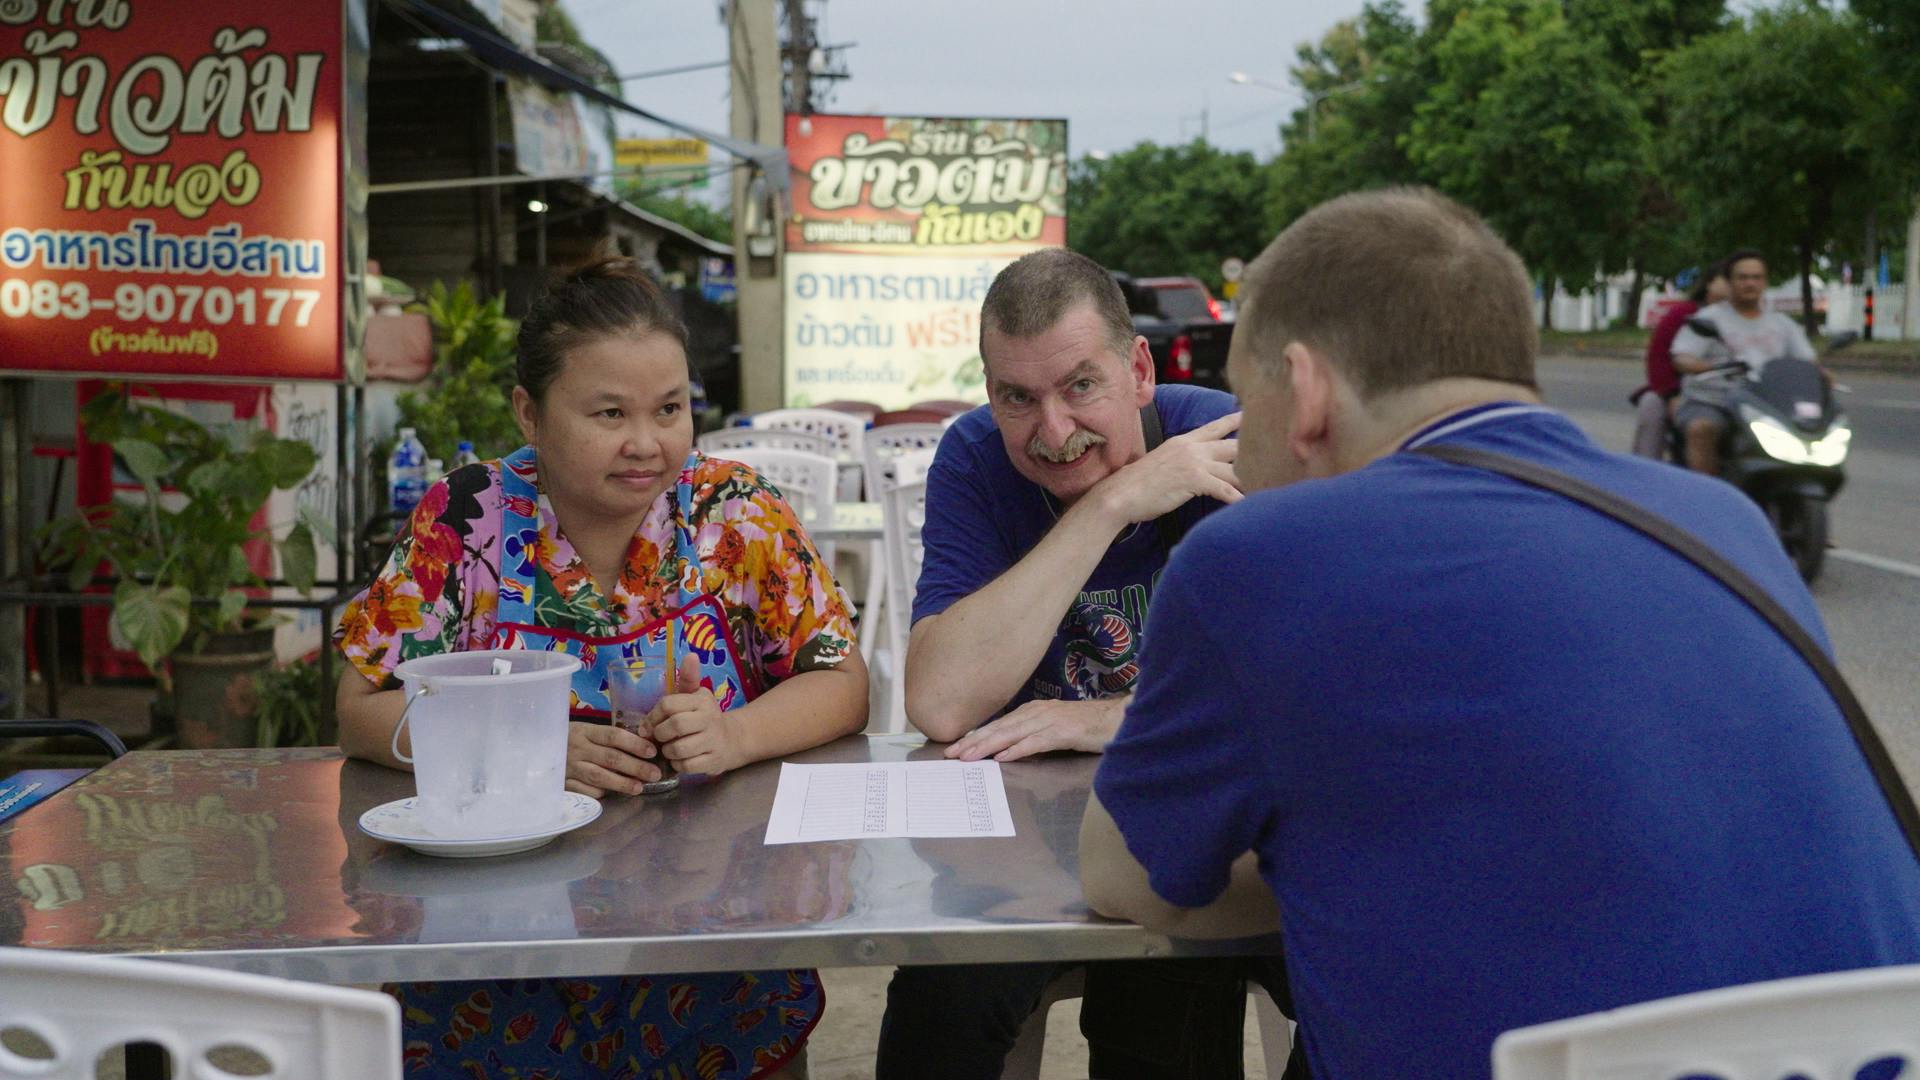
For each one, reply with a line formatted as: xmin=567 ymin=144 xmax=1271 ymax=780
xmin=336 ymin=450 xmax=857 ymax=693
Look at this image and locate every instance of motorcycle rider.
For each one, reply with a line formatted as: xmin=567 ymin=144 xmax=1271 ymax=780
xmin=1671 ymin=249 xmax=1818 ymax=475
xmin=1633 ymin=263 xmax=1730 ymax=458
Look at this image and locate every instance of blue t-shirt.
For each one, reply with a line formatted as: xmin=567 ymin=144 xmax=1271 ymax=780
xmin=1096 ymin=404 xmax=1920 ymax=1080
xmin=913 ymin=384 xmax=1237 ymax=713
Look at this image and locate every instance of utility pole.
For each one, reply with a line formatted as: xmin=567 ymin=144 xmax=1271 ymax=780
xmin=729 ymin=0 xmax=785 ymax=412
xmin=784 ymin=0 xmax=812 ymax=115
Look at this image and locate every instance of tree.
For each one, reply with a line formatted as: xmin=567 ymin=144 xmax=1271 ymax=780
xmin=1264 ymin=2 xmax=1427 ymax=232
xmin=1562 ymin=0 xmax=1728 ymax=318
xmin=613 ymin=182 xmax=734 ymax=245
xmin=1405 ymin=0 xmax=1647 ymax=325
xmin=1656 ymin=2 xmax=1887 ymax=331
xmin=1067 ymin=141 xmax=1273 ymax=291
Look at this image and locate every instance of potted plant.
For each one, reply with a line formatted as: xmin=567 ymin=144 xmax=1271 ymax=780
xmin=41 ymin=384 xmax=320 ymax=748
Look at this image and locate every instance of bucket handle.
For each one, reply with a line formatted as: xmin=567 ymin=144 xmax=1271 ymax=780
xmin=391 ymin=680 xmax=433 ymax=765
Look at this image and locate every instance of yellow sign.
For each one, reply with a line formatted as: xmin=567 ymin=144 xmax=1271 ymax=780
xmin=615 ymin=138 xmax=709 ymax=168
xmin=1223 ymin=280 xmax=1240 ymax=300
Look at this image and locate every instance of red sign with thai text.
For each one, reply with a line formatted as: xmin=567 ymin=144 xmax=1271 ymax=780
xmin=0 ymin=0 xmax=342 ymax=380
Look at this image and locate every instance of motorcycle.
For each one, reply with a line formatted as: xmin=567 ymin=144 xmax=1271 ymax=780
xmin=1668 ymin=319 xmax=1856 ymax=581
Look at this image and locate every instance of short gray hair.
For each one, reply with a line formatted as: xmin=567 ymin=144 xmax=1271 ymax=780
xmin=1240 ymin=187 xmax=1538 ymax=397
xmin=979 ymin=248 xmax=1134 ymax=363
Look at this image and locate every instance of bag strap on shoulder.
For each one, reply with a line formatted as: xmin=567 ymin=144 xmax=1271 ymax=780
xmin=1410 ymin=442 xmax=1920 ymax=863
xmin=1139 ymin=401 xmax=1189 ymax=554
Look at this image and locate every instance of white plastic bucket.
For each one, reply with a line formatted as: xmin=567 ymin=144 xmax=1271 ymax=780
xmin=392 ymin=649 xmax=580 ymax=838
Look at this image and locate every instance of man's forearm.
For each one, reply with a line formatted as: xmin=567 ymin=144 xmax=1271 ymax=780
xmin=1080 ymin=792 xmax=1281 ymax=940
xmin=907 ymin=495 xmax=1127 ymax=740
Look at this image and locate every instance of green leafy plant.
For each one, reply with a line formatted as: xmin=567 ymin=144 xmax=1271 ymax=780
xmin=394 ymin=280 xmax=523 ymax=466
xmin=252 ymin=659 xmax=324 ymax=747
xmin=40 ymin=385 xmax=320 ymax=679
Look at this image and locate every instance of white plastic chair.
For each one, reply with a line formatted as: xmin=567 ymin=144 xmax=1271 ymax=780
xmin=1004 ymin=967 xmax=1295 ymax=1079
xmin=753 ymin=407 xmax=869 ymax=502
xmin=697 ymin=427 xmax=838 ymax=459
xmin=750 ymin=407 xmax=865 ymax=461
xmin=1492 ymin=963 xmax=1920 ymax=1080
xmin=860 ymin=422 xmax=947 ymax=503
xmin=871 ymin=449 xmax=936 ymax=734
xmin=0 ymin=946 xmax=401 ymax=1079
xmin=716 ymin=447 xmax=840 ymax=533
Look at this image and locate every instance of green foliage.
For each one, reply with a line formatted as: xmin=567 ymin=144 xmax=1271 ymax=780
xmin=615 ymin=184 xmax=734 ymax=245
xmin=40 ymin=386 xmax=319 ymax=677
xmin=1656 ymin=2 xmax=1890 ymax=325
xmin=1406 ymin=0 xmax=1647 ymax=290
xmin=253 ymin=660 xmax=324 ymax=748
xmin=1849 ymin=0 xmax=1920 ymax=186
xmin=1265 ymin=2 xmax=1427 ymax=232
xmin=1067 ymin=141 xmax=1273 ymax=291
xmin=395 ymin=281 xmax=523 ymax=466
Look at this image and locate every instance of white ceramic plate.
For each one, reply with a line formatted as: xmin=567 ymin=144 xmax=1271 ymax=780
xmin=358 ymin=792 xmax=602 ymax=859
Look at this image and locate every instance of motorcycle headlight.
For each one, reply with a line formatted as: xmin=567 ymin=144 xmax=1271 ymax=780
xmin=1808 ymin=422 xmax=1851 ymax=467
xmin=1747 ymin=415 xmax=1811 ymax=464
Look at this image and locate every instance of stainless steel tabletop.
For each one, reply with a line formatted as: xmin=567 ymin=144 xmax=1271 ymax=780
xmin=1 ymin=738 xmax=1279 ymax=984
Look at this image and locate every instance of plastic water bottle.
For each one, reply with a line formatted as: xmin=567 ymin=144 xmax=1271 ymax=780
xmin=388 ymin=427 xmax=428 ymax=513
xmin=453 ymin=440 xmax=482 ymax=469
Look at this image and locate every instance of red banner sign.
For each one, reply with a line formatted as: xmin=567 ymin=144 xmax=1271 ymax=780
xmin=0 ymin=0 xmax=343 ymax=380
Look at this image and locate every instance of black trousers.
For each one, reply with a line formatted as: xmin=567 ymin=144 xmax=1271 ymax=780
xmin=876 ymin=956 xmax=1307 ymax=1080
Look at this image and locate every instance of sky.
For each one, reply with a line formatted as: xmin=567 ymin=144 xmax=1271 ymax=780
xmin=573 ymin=0 xmax=1374 ymax=177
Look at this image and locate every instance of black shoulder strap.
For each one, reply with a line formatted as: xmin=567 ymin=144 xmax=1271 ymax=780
xmin=1410 ymin=442 xmax=1920 ymax=863
xmin=1140 ymin=401 xmax=1189 ymax=554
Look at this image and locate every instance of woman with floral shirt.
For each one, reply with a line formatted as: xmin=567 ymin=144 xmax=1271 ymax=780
xmin=335 ymin=258 xmax=867 ymax=1079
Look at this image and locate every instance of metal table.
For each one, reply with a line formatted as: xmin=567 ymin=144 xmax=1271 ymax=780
xmin=1 ymin=738 xmax=1278 ymax=985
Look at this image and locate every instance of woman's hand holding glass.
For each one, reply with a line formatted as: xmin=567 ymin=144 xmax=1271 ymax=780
xmin=565 ymin=722 xmax=665 ymax=798
xmin=651 ymin=655 xmax=750 ymax=778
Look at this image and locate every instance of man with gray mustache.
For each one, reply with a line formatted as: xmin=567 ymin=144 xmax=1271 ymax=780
xmin=876 ymin=248 xmax=1258 ymax=1079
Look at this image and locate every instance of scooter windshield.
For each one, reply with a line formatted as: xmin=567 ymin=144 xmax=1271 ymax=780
xmin=1755 ymin=359 xmax=1831 ymax=432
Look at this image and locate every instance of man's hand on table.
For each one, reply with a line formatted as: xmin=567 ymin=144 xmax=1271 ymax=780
xmin=1085 ymin=410 xmax=1243 ymax=526
xmin=565 ymin=722 xmax=663 ymax=798
xmin=944 ymin=697 xmax=1127 ymax=762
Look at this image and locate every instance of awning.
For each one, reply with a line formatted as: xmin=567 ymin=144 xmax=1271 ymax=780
xmin=386 ymin=0 xmax=787 ymax=188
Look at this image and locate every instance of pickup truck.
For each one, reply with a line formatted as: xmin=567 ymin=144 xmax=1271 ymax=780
xmin=1111 ymin=273 xmax=1234 ymax=389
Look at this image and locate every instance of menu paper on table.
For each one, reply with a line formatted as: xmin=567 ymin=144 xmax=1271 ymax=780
xmin=764 ymin=761 xmax=1016 ymax=844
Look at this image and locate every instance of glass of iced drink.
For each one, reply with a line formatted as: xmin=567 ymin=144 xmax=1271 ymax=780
xmin=609 ymin=653 xmax=677 ymax=794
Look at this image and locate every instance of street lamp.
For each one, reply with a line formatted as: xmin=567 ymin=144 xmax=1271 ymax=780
xmin=1227 ymin=72 xmax=1370 ymax=141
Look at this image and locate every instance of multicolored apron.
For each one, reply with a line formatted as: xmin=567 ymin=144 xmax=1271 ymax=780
xmin=488 ymin=446 xmax=756 ymax=718
xmin=390 ymin=446 xmax=823 ymax=1080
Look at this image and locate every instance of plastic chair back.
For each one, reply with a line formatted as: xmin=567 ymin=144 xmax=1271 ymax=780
xmin=0 ymin=946 xmax=401 ymax=1080
xmin=750 ymin=407 xmax=865 ymax=460
xmin=717 ymin=447 xmax=840 ymax=531
xmin=1493 ymin=964 xmax=1920 ymax=1080
xmin=697 ymin=427 xmax=838 ymax=459
xmin=871 ymin=449 xmax=936 ymax=732
xmin=861 ymin=424 xmax=946 ymax=504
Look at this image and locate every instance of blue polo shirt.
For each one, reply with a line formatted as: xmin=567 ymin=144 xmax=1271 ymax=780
xmin=913 ymin=384 xmax=1236 ymax=714
xmin=1096 ymin=404 xmax=1920 ymax=1080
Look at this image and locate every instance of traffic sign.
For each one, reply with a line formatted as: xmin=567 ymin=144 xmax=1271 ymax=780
xmin=1221 ymin=257 xmax=1246 ymax=283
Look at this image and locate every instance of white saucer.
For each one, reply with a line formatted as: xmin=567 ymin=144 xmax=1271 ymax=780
xmin=358 ymin=793 xmax=602 ymax=859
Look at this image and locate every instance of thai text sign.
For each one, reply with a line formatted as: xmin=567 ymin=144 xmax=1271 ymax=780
xmin=783 ymin=115 xmax=1066 ymax=407
xmin=0 ymin=0 xmax=343 ymax=380
xmin=615 ymin=137 xmax=706 ymax=168
xmin=785 ymin=114 xmax=1066 ymax=256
